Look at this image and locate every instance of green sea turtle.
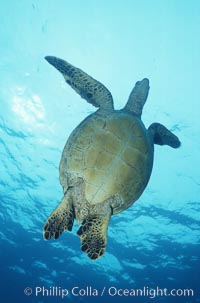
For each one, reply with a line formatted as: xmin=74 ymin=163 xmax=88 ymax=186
xmin=43 ymin=56 xmax=181 ymax=260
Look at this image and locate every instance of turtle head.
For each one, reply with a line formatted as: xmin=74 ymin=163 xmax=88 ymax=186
xmin=124 ymin=78 xmax=150 ymax=117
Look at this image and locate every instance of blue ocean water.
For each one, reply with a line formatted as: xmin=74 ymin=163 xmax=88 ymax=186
xmin=0 ymin=1 xmax=200 ymax=302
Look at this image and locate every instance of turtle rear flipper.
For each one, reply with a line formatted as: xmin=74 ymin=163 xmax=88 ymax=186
xmin=77 ymin=212 xmax=111 ymax=260
xmin=45 ymin=56 xmax=114 ymax=111
xmin=148 ymin=122 xmax=181 ymax=148
xmin=43 ymin=191 xmax=74 ymax=240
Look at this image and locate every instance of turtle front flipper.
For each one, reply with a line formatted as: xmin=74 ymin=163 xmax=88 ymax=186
xmin=148 ymin=122 xmax=181 ymax=148
xmin=43 ymin=191 xmax=74 ymax=240
xmin=45 ymin=56 xmax=114 ymax=111
xmin=77 ymin=211 xmax=111 ymax=260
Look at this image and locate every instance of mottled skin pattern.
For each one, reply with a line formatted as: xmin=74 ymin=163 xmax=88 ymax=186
xmin=43 ymin=56 xmax=181 ymax=260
